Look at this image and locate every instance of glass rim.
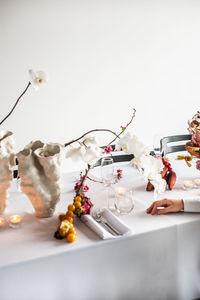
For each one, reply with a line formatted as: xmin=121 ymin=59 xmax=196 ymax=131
xmin=101 ymin=157 xmax=114 ymax=162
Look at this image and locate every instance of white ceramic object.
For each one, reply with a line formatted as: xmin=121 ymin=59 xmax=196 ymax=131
xmin=17 ymin=141 xmax=63 ymax=218
xmin=0 ymin=131 xmax=15 ymax=214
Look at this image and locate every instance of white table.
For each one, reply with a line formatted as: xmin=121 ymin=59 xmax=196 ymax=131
xmin=1 ymin=156 xmax=200 ymax=300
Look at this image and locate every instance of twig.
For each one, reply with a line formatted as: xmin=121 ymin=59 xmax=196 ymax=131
xmin=64 ymin=108 xmax=136 ymax=148
xmin=76 ymin=165 xmax=92 ymax=195
xmin=108 ymin=108 xmax=136 ymax=145
xmin=87 ymin=176 xmax=103 ymax=184
xmin=64 ymin=129 xmax=118 ymax=147
xmin=0 ymin=81 xmax=31 ymax=126
xmin=70 ymin=109 xmax=136 ymax=191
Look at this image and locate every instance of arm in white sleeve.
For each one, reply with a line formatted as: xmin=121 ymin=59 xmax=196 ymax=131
xmin=183 ymin=197 xmax=200 ymax=212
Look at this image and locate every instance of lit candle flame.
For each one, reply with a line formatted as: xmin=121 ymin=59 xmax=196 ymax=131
xmin=115 ymin=187 xmax=126 ymax=195
xmin=9 ymin=215 xmax=22 ymax=224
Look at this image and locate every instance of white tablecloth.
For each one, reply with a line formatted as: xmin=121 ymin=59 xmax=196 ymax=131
xmin=1 ymin=155 xmax=200 ymax=300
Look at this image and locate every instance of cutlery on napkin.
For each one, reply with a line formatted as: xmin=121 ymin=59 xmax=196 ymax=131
xmin=81 ymin=208 xmax=133 ymax=240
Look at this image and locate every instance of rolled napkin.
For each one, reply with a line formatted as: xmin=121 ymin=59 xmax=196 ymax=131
xmin=81 ymin=208 xmax=133 ymax=240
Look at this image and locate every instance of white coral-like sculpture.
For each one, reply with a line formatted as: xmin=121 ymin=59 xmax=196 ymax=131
xmin=17 ymin=141 xmax=63 ymax=218
xmin=0 ymin=131 xmax=15 ymax=214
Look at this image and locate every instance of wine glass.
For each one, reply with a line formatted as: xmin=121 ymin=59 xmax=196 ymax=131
xmin=153 ymin=134 xmax=163 ymax=157
xmin=101 ymin=157 xmax=116 ymax=211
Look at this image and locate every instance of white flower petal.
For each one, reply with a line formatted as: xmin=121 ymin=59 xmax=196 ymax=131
xmin=83 ymin=135 xmax=98 ymax=147
xmin=66 ymin=146 xmax=85 ymax=162
xmin=151 ymin=175 xmax=166 ymax=194
xmin=36 ymin=71 xmax=48 ymax=84
xmin=28 ymin=69 xmax=47 ymax=89
xmin=83 ymin=146 xmax=103 ymax=165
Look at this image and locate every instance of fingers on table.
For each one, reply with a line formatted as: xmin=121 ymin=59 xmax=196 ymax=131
xmin=146 ymin=199 xmax=169 ymax=215
xmin=146 ymin=202 xmax=155 ymax=214
xmin=157 ymin=206 xmax=171 ymax=215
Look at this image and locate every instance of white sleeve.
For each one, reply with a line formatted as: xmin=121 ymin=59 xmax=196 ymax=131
xmin=183 ymin=197 xmax=200 ymax=212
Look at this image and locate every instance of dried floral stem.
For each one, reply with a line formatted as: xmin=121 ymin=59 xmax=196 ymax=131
xmin=70 ymin=109 xmax=136 ymax=195
xmin=64 ymin=129 xmax=118 ymax=147
xmin=0 ymin=81 xmax=31 ymax=127
xmin=76 ymin=165 xmax=91 ymax=195
xmin=87 ymin=176 xmax=103 ymax=184
xmin=108 ymin=108 xmax=136 ymax=145
xmin=71 ymin=109 xmax=136 ymax=192
xmin=64 ymin=108 xmax=136 ymax=148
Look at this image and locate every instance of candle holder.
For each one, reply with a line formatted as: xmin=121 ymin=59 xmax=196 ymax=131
xmin=0 ymin=216 xmax=6 ymax=229
xmin=9 ymin=214 xmax=23 ymax=228
xmin=114 ymin=188 xmax=134 ymax=214
xmin=194 ymin=178 xmax=200 ymax=188
xmin=183 ymin=180 xmax=195 ymax=190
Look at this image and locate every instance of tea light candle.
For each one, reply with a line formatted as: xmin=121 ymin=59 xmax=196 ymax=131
xmin=194 ymin=179 xmax=200 ymax=186
xmin=115 ymin=187 xmax=126 ymax=195
xmin=9 ymin=215 xmax=22 ymax=228
xmin=183 ymin=180 xmax=194 ymax=189
xmin=0 ymin=217 xmax=6 ymax=229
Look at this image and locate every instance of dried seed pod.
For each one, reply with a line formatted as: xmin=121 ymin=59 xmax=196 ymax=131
xmin=161 ymin=166 xmax=168 ymax=178
xmin=167 ymin=171 xmax=176 ymax=190
xmin=146 ymin=181 xmax=154 ymax=191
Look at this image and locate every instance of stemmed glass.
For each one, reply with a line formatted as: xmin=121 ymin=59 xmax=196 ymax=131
xmin=101 ymin=157 xmax=116 ymax=211
xmin=153 ymin=134 xmax=163 ymax=156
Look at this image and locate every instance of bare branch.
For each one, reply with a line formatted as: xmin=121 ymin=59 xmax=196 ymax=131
xmin=75 ymin=165 xmax=92 ymax=195
xmin=87 ymin=176 xmax=103 ymax=184
xmin=0 ymin=82 xmax=31 ymax=127
xmin=64 ymin=129 xmax=118 ymax=147
xmin=108 ymin=108 xmax=136 ymax=145
xmin=64 ymin=108 xmax=136 ymax=148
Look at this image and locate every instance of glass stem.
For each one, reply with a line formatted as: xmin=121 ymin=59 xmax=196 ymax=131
xmin=106 ymin=185 xmax=115 ymax=211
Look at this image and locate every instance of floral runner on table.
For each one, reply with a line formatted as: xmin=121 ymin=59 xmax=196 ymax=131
xmin=0 ymin=69 xmax=198 ymax=243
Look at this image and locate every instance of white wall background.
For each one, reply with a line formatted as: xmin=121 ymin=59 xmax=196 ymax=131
xmin=1 ymin=0 xmax=200 ymax=171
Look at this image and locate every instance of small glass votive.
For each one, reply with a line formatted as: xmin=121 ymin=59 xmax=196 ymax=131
xmin=0 ymin=217 xmax=6 ymax=229
xmin=9 ymin=215 xmax=23 ymax=228
xmin=194 ymin=179 xmax=200 ymax=188
xmin=114 ymin=188 xmax=134 ymax=214
xmin=115 ymin=187 xmax=126 ymax=195
xmin=183 ymin=180 xmax=195 ymax=190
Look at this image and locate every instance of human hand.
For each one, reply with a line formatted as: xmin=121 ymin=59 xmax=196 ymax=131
xmin=146 ymin=198 xmax=184 ymax=215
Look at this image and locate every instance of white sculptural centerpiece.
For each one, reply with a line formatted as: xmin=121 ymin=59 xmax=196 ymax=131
xmin=0 ymin=131 xmax=15 ymax=214
xmin=17 ymin=141 xmax=63 ymax=218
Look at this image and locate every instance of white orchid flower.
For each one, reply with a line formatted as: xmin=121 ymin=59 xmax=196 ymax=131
xmin=150 ymin=174 xmax=166 ymax=194
xmin=116 ymin=132 xmax=149 ymax=167
xmin=128 ymin=140 xmax=149 ymax=164
xmin=116 ymin=131 xmax=166 ymax=193
xmin=83 ymin=146 xmax=103 ymax=166
xmin=115 ymin=132 xmax=132 ymax=151
xmin=140 ymin=154 xmax=163 ymax=180
xmin=29 ymin=69 xmax=47 ymax=90
xmin=65 ymin=146 xmax=85 ymax=162
xmin=116 ymin=132 xmax=149 ymax=159
xmin=83 ymin=135 xmax=99 ymax=147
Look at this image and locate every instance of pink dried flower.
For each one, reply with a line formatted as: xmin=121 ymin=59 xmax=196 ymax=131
xmin=81 ymin=197 xmax=93 ymax=215
xmin=74 ymin=181 xmax=81 ymax=191
xmin=192 ymin=111 xmax=200 ymax=122
xmin=121 ymin=126 xmax=126 ymax=132
xmin=104 ymin=145 xmax=113 ymax=154
xmin=117 ymin=169 xmax=123 ymax=179
xmin=83 ymin=185 xmax=89 ymax=192
xmin=188 ymin=111 xmax=200 ymax=134
xmin=192 ymin=132 xmax=200 ymax=147
xmin=196 ymin=160 xmax=200 ymax=171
